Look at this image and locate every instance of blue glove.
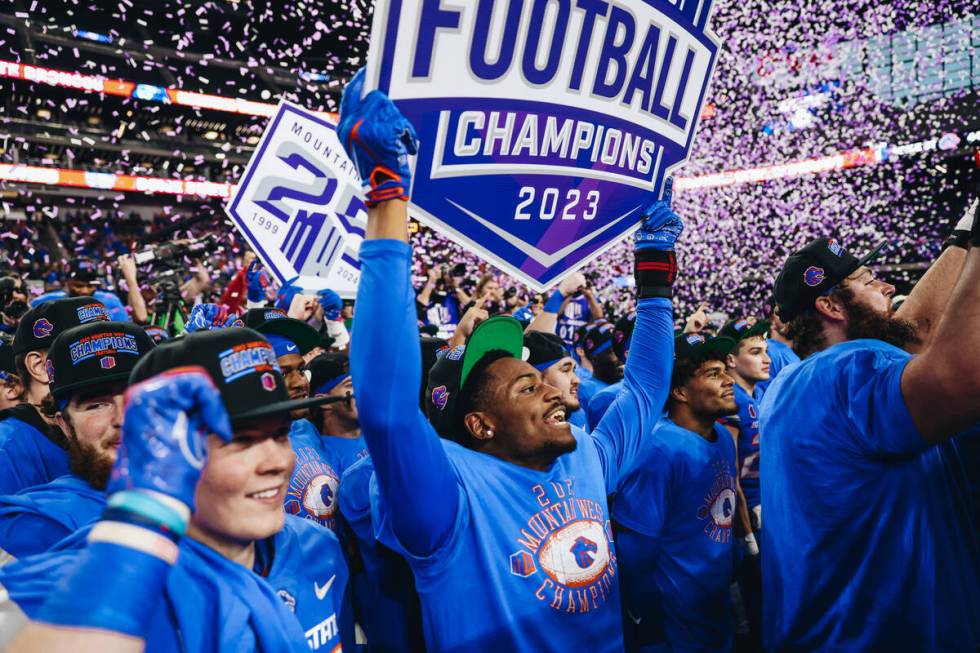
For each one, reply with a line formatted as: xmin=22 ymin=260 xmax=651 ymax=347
xmin=184 ymin=303 xmax=221 ymax=334
xmin=276 ymin=276 xmax=303 ymax=312
xmin=318 ymin=288 xmax=343 ymax=321
xmin=634 ymin=178 xmax=683 ymax=251
xmin=338 ymin=68 xmax=418 ymax=206
xmin=246 ymin=259 xmax=270 ymax=302
xmin=109 ymin=368 xmax=232 ymax=510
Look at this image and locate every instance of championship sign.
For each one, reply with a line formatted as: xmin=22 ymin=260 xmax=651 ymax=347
xmin=226 ymin=102 xmax=367 ymax=297
xmin=365 ymin=0 xmax=719 ymax=290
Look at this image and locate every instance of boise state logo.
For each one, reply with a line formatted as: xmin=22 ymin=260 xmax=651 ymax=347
xmin=803 ymin=266 xmax=825 ymax=287
xmin=431 ymin=385 xmax=449 ymax=411
xmin=697 ymin=459 xmax=737 ymax=543
xmin=286 ymin=447 xmax=341 ymax=530
xmin=509 ymin=481 xmax=617 ymax=613
xmin=33 ymin=318 xmax=54 ymax=339
xmin=276 ymin=589 xmax=297 ymax=613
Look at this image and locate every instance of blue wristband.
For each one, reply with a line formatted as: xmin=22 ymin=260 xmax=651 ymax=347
xmin=544 ymin=290 xmax=564 ymax=313
xmin=106 ymin=490 xmax=189 ymax=537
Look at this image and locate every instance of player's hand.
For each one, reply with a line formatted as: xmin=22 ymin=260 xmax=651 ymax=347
xmin=109 ymin=367 xmax=232 ymax=510
xmin=184 ymin=303 xmax=230 ymax=333
xmin=426 ymin=266 xmax=441 ymax=284
xmin=684 ymin=302 xmax=709 ymax=334
xmin=338 ymin=68 xmax=418 ymax=207
xmin=634 ymin=177 xmax=683 ymax=251
xmin=742 ymin=532 xmax=760 ymax=557
xmin=318 ymin=288 xmax=343 ymax=321
xmin=558 ymin=272 xmax=587 ymax=297
xmin=246 ymin=259 xmax=270 ymax=303
xmin=118 ymin=253 xmax=138 ymax=281
xmin=456 ymin=299 xmax=490 ymax=341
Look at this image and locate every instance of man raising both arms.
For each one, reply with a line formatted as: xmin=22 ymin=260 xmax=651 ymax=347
xmin=339 ymin=69 xmax=678 ymax=651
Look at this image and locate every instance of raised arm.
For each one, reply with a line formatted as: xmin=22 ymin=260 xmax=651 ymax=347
xmin=592 ymin=181 xmax=679 ymax=491
xmin=118 ymin=254 xmax=148 ymax=324
xmin=340 ymin=69 xmax=459 ymax=557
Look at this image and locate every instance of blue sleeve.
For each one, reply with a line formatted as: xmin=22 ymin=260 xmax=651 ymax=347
xmin=0 ymin=512 xmax=72 ymax=558
xmin=612 ymin=438 xmax=671 ymax=537
xmin=96 ymin=292 xmax=131 ymax=322
xmin=835 ymin=347 xmax=928 ymax=457
xmin=349 ymin=240 xmax=460 ymax=557
xmin=591 ymin=297 xmax=673 ymax=494
xmin=586 ymin=387 xmax=616 ymax=431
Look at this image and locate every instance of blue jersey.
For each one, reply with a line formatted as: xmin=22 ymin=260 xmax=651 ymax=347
xmin=568 ymin=408 xmax=588 ymax=430
xmin=286 ymin=419 xmax=343 ymax=533
xmin=720 ymin=384 xmax=762 ymax=508
xmin=614 ymin=418 xmax=737 ymax=653
xmin=759 ymin=339 xmax=980 ymax=652
xmin=350 ymin=240 xmax=673 ymax=652
xmin=577 ymin=375 xmax=609 ymax=415
xmin=338 ymin=456 xmax=425 ymax=652
xmin=32 ymin=290 xmax=130 ymax=322
xmin=0 ymin=515 xmax=351 ymax=652
xmin=0 ymin=405 xmax=69 ymax=495
xmin=556 ymin=296 xmax=591 ymax=346
xmin=322 ymin=434 xmax=369 ymax=475
xmin=586 ymin=381 xmax=621 ymax=431
xmin=755 ymin=338 xmax=799 ymax=396
xmin=0 ymin=474 xmax=104 ymax=558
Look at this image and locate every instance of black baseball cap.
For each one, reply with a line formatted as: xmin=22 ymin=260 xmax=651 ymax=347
xmin=14 ymin=297 xmax=110 ymax=355
xmin=774 ymin=238 xmax=886 ymax=321
xmin=243 ymin=307 xmax=288 ymax=328
xmin=425 ymin=316 xmax=524 ymax=440
xmin=129 ymin=328 xmax=337 ymax=422
xmin=612 ymin=313 xmax=636 ymax=361
xmin=675 ymin=332 xmax=736 ymax=360
xmin=524 ymin=331 xmax=568 ymax=372
xmin=48 ymin=321 xmax=155 ymax=405
xmin=582 ymin=323 xmax=615 ymax=360
xmin=309 ymin=352 xmax=350 ymax=395
xmin=68 ymin=258 xmax=100 ymax=284
xmin=255 ymin=316 xmax=321 ymax=357
xmin=143 ymin=325 xmax=171 ymax=344
xmin=719 ymin=318 xmax=770 ymax=342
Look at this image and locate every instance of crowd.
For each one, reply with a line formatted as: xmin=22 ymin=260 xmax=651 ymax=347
xmin=0 ymin=72 xmax=976 ymax=653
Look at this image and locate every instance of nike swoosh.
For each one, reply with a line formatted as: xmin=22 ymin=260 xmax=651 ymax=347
xmin=626 ymin=609 xmax=642 ymax=625
xmin=445 ymin=199 xmax=641 ymax=267
xmin=286 ymin=344 xmax=298 ymax=352
xmin=314 ymin=575 xmax=336 ymax=600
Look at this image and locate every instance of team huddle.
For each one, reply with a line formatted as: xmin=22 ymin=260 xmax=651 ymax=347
xmin=0 ymin=68 xmax=977 ymax=653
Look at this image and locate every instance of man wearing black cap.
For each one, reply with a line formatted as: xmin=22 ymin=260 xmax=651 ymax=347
xmin=0 ymin=328 xmax=352 ymax=652
xmin=308 ymin=352 xmax=367 ymax=473
xmin=31 ymin=258 xmax=130 ymax=322
xmin=613 ymin=332 xmax=739 ymax=653
xmin=0 ymin=321 xmax=154 ymax=559
xmin=338 ymin=72 xmax=680 ymax=651
xmin=0 ymin=297 xmax=110 ymax=494
xmin=585 ymin=314 xmax=636 ymax=430
xmin=760 ymin=228 xmax=980 ymax=651
xmin=523 ymin=331 xmax=587 ymax=429
xmin=576 ymin=321 xmax=625 ymax=416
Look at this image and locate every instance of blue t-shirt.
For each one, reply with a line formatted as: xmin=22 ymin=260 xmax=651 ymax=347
xmin=755 ymin=338 xmax=799 ymax=396
xmin=586 ymin=381 xmax=621 ymax=431
xmin=568 ymin=408 xmax=588 ymax=430
xmin=338 ymin=456 xmax=425 ymax=653
xmin=286 ymin=419 xmax=344 ymax=534
xmin=0 ymin=406 xmax=69 ymax=495
xmin=321 ymin=434 xmax=369 ymax=476
xmin=0 ymin=474 xmax=104 ymax=558
xmin=556 ymin=296 xmax=591 ymax=346
xmin=0 ymin=514 xmax=351 ymax=652
xmin=614 ymin=418 xmax=737 ymax=653
xmin=577 ymin=375 xmax=609 ymax=415
xmin=32 ymin=290 xmax=130 ymax=322
xmin=350 ymin=240 xmax=674 ymax=652
xmin=759 ymin=339 xmax=980 ymax=652
xmin=719 ymin=384 xmax=762 ymax=509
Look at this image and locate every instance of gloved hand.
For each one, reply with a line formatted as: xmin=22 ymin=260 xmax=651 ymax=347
xmin=338 ymin=68 xmax=418 ymax=206
xmin=109 ymin=367 xmax=232 ymax=511
xmin=246 ymin=259 xmax=270 ymax=303
xmin=634 ymin=178 xmax=683 ymax=251
xmin=184 ymin=303 xmax=234 ymax=333
xmin=318 ymin=288 xmax=343 ymax=321
xmin=276 ymin=276 xmax=303 ymax=312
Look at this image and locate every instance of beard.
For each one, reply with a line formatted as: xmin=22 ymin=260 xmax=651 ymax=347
xmin=842 ymin=291 xmax=920 ymax=350
xmin=68 ymin=437 xmax=116 ymax=490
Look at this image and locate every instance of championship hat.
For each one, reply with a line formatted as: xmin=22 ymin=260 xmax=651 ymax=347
xmin=68 ymin=258 xmax=101 ymax=284
xmin=719 ymin=318 xmax=770 ymax=343
xmin=243 ymin=307 xmax=288 ymax=328
xmin=14 ymin=297 xmax=110 ymax=355
xmin=674 ymin=332 xmax=737 ymax=360
xmin=143 ymin=325 xmax=171 ymax=344
xmin=254 ymin=316 xmax=321 ymax=357
xmin=129 ymin=328 xmax=340 ymax=422
xmin=581 ymin=323 xmax=615 ymax=360
xmin=48 ymin=321 xmax=155 ymax=405
xmin=425 ymin=316 xmax=524 ymax=440
xmin=773 ymin=238 xmax=886 ymax=321
xmin=309 ymin=352 xmax=350 ymax=395
xmin=523 ymin=331 xmax=568 ymax=372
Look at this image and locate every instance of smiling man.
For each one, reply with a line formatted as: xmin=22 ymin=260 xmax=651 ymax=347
xmin=338 ymin=69 xmax=678 ymax=652
xmin=0 ymin=328 xmax=352 ymax=653
xmin=0 ymin=321 xmax=154 ymax=560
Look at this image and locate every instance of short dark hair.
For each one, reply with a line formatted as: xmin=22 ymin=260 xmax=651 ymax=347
xmin=784 ymin=284 xmax=855 ymax=359
xmin=667 ymin=351 xmax=729 ymax=409
xmin=455 ymin=349 xmax=513 ymax=446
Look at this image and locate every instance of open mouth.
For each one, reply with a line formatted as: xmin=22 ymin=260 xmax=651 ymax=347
xmin=246 ymin=484 xmax=284 ymax=503
xmin=544 ymin=405 xmax=567 ymax=425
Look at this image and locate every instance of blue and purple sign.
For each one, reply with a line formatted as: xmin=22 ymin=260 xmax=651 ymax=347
xmin=365 ymin=0 xmax=719 ymax=290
